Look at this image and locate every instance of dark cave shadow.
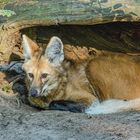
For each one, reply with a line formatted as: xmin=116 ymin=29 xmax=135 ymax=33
xmin=21 ymin=22 xmax=140 ymax=53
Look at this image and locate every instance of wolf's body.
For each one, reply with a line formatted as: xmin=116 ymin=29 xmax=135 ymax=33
xmin=22 ymin=35 xmax=140 ymax=114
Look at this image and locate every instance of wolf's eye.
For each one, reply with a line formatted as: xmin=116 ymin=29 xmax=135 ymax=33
xmin=28 ymin=73 xmax=34 ymax=79
xmin=41 ymin=73 xmax=48 ymax=79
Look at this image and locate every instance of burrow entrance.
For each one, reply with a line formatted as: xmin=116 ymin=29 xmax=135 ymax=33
xmin=1 ymin=22 xmax=140 ymax=108
xmin=8 ymin=22 xmax=140 ymax=62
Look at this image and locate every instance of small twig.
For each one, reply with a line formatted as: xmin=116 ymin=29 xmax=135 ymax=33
xmin=15 ymin=97 xmax=22 ymax=108
xmin=7 ymin=61 xmax=24 ymax=71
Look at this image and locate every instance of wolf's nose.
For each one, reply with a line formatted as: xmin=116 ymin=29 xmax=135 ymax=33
xmin=29 ymin=88 xmax=38 ymax=97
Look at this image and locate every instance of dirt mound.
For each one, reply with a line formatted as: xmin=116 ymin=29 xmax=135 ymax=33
xmin=0 ymin=90 xmax=139 ymax=140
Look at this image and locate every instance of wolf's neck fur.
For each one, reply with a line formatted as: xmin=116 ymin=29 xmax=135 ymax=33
xmin=46 ymin=60 xmax=96 ymax=106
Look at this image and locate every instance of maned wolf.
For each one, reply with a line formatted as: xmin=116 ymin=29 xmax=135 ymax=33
xmin=22 ymin=35 xmax=140 ymax=114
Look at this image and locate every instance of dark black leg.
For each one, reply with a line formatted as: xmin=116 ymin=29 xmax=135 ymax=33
xmin=49 ymin=100 xmax=86 ymax=113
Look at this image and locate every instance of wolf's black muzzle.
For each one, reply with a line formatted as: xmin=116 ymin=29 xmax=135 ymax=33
xmin=29 ymin=88 xmax=38 ymax=97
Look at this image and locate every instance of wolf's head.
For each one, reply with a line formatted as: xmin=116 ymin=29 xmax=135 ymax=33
xmin=22 ymin=35 xmax=65 ymax=97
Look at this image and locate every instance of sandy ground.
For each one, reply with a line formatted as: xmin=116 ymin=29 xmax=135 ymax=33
xmin=0 ymin=91 xmax=139 ymax=140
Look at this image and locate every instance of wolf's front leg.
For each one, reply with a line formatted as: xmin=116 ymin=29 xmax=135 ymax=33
xmin=27 ymin=96 xmax=50 ymax=109
xmin=49 ymin=100 xmax=87 ymax=113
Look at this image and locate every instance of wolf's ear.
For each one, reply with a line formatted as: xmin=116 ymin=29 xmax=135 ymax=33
xmin=45 ymin=36 xmax=64 ymax=66
xmin=22 ymin=35 xmax=41 ymax=60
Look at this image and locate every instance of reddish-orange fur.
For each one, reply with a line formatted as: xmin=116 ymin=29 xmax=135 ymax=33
xmin=22 ymin=35 xmax=140 ymax=113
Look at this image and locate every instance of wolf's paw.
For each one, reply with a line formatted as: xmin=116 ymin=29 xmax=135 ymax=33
xmin=28 ymin=96 xmax=49 ymax=109
xmin=49 ymin=100 xmax=86 ymax=113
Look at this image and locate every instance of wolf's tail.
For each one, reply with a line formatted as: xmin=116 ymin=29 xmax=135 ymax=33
xmin=85 ymin=98 xmax=140 ymax=114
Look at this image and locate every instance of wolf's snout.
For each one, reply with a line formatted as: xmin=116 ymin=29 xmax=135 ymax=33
xmin=29 ymin=88 xmax=39 ymax=97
